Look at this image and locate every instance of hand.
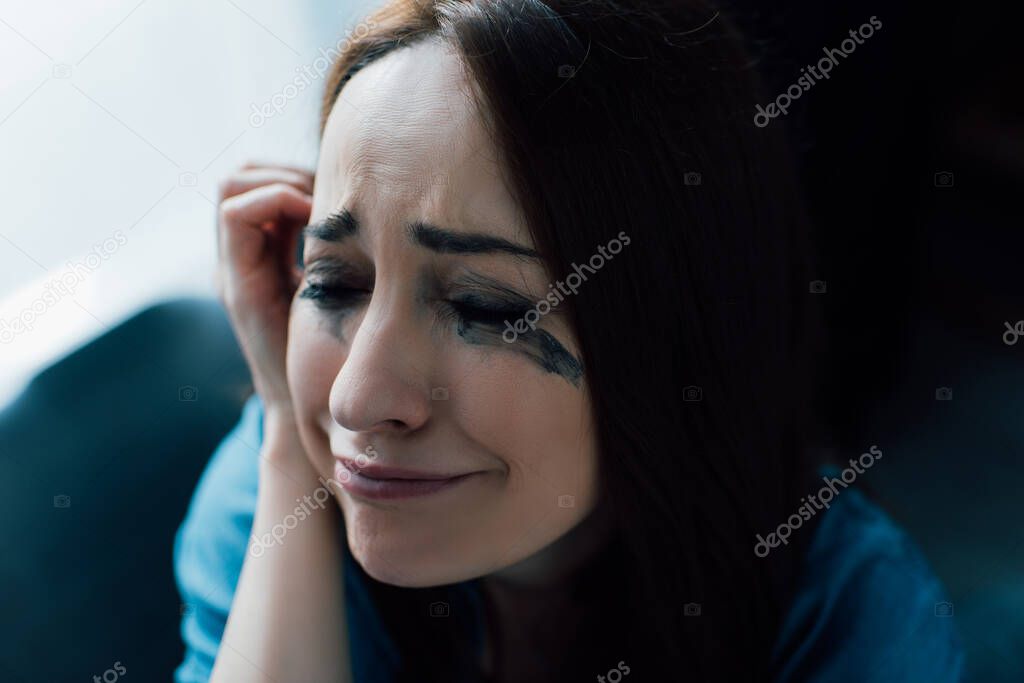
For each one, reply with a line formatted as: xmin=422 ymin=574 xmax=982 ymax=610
xmin=216 ymin=162 xmax=313 ymax=424
xmin=211 ymin=164 xmax=352 ymax=683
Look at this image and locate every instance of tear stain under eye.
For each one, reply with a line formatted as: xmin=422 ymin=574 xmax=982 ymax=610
xmin=455 ymin=317 xmax=584 ymax=388
xmin=318 ymin=312 xmax=350 ymax=342
xmin=296 ymin=290 xmax=354 ymax=342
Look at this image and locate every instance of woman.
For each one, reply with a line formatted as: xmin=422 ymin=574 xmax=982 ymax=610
xmin=174 ymin=0 xmax=963 ymax=680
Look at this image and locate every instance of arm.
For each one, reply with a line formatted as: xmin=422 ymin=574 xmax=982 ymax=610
xmin=210 ymin=413 xmax=351 ymax=682
xmin=207 ymin=164 xmax=352 ymax=682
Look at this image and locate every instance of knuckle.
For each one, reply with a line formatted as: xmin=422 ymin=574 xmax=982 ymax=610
xmin=216 ymin=177 xmax=237 ymax=201
xmin=267 ymin=181 xmax=294 ymax=198
xmin=218 ymin=195 xmax=242 ymax=224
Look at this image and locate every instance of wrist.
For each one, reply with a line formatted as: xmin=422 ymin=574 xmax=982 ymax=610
xmin=261 ymin=405 xmax=313 ymax=470
xmin=263 ymin=403 xmax=299 ymax=441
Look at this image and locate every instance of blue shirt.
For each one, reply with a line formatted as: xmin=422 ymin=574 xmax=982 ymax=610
xmin=173 ymin=395 xmax=964 ymax=682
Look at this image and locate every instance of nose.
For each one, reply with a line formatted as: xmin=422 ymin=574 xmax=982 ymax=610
xmin=328 ymin=297 xmax=433 ymax=435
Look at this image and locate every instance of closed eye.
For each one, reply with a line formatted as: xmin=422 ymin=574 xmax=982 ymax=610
xmin=298 ymin=281 xmax=368 ymax=310
xmin=444 ymin=293 xmax=531 ymax=328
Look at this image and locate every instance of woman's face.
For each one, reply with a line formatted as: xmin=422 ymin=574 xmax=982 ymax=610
xmin=286 ymin=38 xmax=598 ymax=588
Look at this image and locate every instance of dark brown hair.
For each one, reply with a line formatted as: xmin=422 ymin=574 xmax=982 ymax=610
xmin=320 ymin=0 xmax=820 ymax=680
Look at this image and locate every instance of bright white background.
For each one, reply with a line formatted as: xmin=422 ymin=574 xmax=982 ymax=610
xmin=0 ymin=0 xmax=380 ymax=407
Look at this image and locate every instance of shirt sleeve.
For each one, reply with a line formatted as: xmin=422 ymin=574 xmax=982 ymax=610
xmin=772 ymin=488 xmax=965 ymax=683
xmin=172 ymin=393 xmax=263 ymax=683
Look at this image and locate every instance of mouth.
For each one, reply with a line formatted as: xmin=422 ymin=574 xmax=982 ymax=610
xmin=332 ymin=457 xmax=483 ymax=501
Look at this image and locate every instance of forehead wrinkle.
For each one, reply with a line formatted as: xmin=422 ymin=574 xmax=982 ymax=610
xmin=316 ymin=39 xmax=535 ymax=269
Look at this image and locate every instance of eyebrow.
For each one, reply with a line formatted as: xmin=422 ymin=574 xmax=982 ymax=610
xmin=302 ymin=209 xmax=359 ymax=242
xmin=409 ymin=222 xmax=540 ymax=259
xmin=301 ymin=209 xmax=540 ymax=260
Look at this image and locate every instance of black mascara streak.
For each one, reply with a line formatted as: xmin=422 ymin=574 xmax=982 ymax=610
xmin=297 ymin=286 xmax=355 ymax=342
xmin=534 ymin=329 xmax=584 ymax=386
xmin=456 ymin=318 xmax=583 ymax=387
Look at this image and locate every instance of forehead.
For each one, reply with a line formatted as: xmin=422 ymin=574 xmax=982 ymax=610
xmin=314 ymin=38 xmax=529 ymax=245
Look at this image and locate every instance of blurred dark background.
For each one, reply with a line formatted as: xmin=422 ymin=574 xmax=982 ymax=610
xmin=732 ymin=2 xmax=1024 ymax=679
xmin=1 ymin=1 xmax=1020 ymax=680
xmin=0 ymin=300 xmax=251 ymax=681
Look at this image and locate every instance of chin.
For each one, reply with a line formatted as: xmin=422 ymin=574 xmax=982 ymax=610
xmin=355 ymin=554 xmax=439 ymax=588
xmin=343 ymin=519 xmax=490 ymax=587
xmin=347 ymin=540 xmax=467 ymax=588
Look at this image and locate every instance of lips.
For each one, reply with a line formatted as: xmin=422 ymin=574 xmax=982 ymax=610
xmin=332 ymin=457 xmax=481 ymax=501
xmin=335 ymin=457 xmax=466 ymax=480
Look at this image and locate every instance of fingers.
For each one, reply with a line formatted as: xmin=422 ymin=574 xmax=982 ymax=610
xmin=219 ymin=167 xmax=314 ymax=203
xmin=218 ymin=183 xmax=312 ymax=275
xmin=213 ymin=163 xmax=315 ymax=409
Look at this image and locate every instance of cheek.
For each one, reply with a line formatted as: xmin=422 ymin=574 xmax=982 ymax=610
xmin=450 ymin=347 xmax=598 ymax=510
